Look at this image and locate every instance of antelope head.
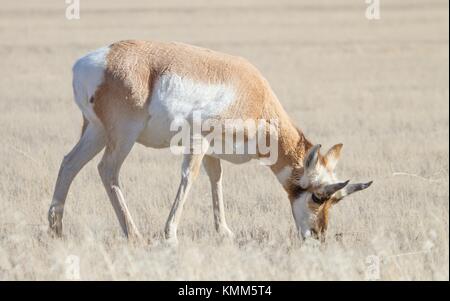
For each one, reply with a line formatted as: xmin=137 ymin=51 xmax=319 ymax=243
xmin=288 ymin=144 xmax=372 ymax=241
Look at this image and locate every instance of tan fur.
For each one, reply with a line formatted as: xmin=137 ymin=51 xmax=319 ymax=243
xmin=92 ymin=40 xmax=313 ymax=171
xmin=308 ymin=199 xmax=332 ymax=237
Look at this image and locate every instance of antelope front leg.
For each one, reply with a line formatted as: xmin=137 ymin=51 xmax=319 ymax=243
xmin=165 ymin=153 xmax=204 ymax=245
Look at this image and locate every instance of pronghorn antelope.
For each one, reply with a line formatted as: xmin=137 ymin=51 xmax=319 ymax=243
xmin=48 ymin=40 xmax=372 ymax=243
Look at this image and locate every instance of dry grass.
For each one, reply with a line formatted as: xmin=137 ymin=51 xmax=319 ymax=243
xmin=0 ymin=0 xmax=448 ymax=280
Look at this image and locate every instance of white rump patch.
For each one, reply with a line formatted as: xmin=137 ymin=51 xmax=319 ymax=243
xmin=72 ymin=46 xmax=109 ymax=123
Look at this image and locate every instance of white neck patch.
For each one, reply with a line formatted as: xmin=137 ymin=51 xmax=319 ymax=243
xmin=291 ymin=192 xmax=314 ymax=238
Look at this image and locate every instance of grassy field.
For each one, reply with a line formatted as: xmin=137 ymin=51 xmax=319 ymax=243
xmin=0 ymin=0 xmax=448 ymax=280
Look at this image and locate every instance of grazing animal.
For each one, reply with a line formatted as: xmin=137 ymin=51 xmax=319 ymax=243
xmin=48 ymin=40 xmax=372 ymax=243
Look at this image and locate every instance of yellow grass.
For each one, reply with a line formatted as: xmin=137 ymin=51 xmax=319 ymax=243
xmin=0 ymin=0 xmax=448 ymax=280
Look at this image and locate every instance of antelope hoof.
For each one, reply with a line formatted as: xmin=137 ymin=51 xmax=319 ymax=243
xmin=48 ymin=206 xmax=63 ymax=238
xmin=164 ymin=232 xmax=179 ymax=247
xmin=218 ymin=226 xmax=235 ymax=240
xmin=125 ymin=223 xmax=143 ymax=239
xmin=301 ymin=237 xmax=321 ymax=248
xmin=127 ymin=230 xmax=145 ymax=245
xmin=165 ymin=237 xmax=179 ymax=248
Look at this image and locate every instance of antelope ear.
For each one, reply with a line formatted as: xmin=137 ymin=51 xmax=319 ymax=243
xmin=304 ymin=144 xmax=321 ymax=172
xmin=324 ymin=143 xmax=343 ymax=171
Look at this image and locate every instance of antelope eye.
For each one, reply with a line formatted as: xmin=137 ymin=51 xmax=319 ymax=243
xmin=311 ymin=193 xmax=326 ymax=204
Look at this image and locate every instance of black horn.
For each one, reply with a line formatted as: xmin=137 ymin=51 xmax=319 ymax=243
xmin=323 ymin=180 xmax=350 ymax=198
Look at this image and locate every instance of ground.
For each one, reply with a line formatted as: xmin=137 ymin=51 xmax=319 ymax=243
xmin=0 ymin=0 xmax=448 ymax=280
